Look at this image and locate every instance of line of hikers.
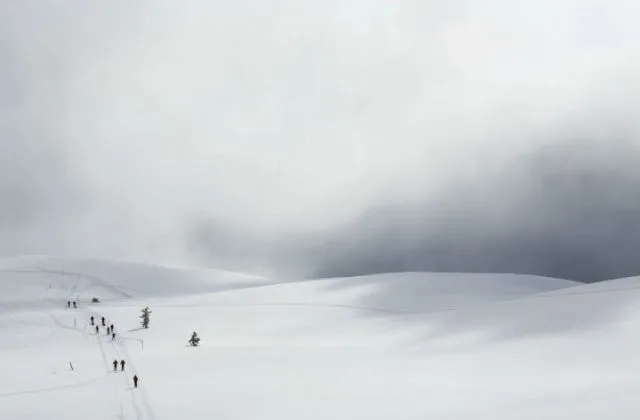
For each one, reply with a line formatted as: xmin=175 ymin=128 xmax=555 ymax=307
xmin=63 ymin=300 xmax=140 ymax=388
xmin=88 ymin=316 xmax=139 ymax=388
xmin=90 ymin=316 xmax=117 ymax=340
xmin=113 ymin=356 xmax=138 ymax=387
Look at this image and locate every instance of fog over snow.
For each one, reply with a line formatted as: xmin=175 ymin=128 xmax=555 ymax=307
xmin=2 ymin=1 xmax=640 ymax=281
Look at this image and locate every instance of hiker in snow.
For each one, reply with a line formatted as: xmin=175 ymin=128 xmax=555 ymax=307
xmin=73 ymin=301 xmax=77 ymax=308
xmin=133 ymin=375 xmax=139 ymax=388
xmin=90 ymin=316 xmax=94 ymax=326
xmin=113 ymin=360 xmax=118 ymax=371
xmin=101 ymin=316 xmax=105 ymax=327
xmin=120 ymin=360 xmax=125 ymax=371
xmin=67 ymin=301 xmax=71 ymax=308
xmin=95 ymin=325 xmax=99 ymax=334
xmin=188 ymin=331 xmax=200 ymax=347
xmin=110 ymin=324 xmax=114 ymax=333
xmin=112 ymin=332 xmax=116 ymax=341
xmin=106 ymin=326 xmax=111 ymax=334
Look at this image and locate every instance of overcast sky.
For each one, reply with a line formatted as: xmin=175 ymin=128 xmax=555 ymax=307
xmin=2 ymin=1 xmax=640 ymax=281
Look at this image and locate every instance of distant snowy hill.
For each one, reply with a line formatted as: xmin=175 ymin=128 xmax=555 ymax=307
xmin=0 ymin=255 xmax=271 ymax=309
xmin=1 ymin=255 xmax=638 ymax=420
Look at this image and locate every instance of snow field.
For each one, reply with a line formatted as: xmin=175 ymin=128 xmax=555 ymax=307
xmin=1 ymin=256 xmax=640 ymax=420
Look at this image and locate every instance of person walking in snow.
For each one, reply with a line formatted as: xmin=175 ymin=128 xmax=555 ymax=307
xmin=113 ymin=360 xmax=118 ymax=371
xmin=120 ymin=360 xmax=125 ymax=371
xmin=73 ymin=301 xmax=77 ymax=308
xmin=112 ymin=332 xmax=116 ymax=341
xmin=67 ymin=301 xmax=71 ymax=308
xmin=95 ymin=325 xmax=99 ymax=334
xmin=133 ymin=375 xmax=138 ymax=388
xmin=110 ymin=324 xmax=114 ymax=333
xmin=90 ymin=316 xmax=94 ymax=326
xmin=101 ymin=316 xmax=105 ymax=327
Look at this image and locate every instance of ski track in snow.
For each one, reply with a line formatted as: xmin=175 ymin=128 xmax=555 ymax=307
xmin=0 ymin=375 xmax=109 ymax=399
xmin=28 ymin=271 xmax=157 ymax=420
xmin=112 ymin=334 xmax=157 ymax=420
xmin=40 ymin=268 xmax=135 ymax=299
xmin=85 ymin=307 xmax=156 ymax=420
xmin=44 ymin=269 xmax=157 ymax=418
xmin=88 ymin=319 xmax=121 ymax=419
xmin=84 ymin=310 xmax=141 ymax=420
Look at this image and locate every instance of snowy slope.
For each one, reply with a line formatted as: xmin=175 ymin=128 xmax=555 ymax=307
xmin=2 ymin=256 xmax=640 ymax=420
xmin=173 ymin=271 xmax=579 ymax=313
xmin=0 ymin=255 xmax=271 ymax=312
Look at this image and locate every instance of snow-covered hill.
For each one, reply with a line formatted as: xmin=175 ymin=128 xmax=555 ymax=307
xmin=0 ymin=255 xmax=271 ymax=313
xmin=2 ymin=256 xmax=639 ymax=420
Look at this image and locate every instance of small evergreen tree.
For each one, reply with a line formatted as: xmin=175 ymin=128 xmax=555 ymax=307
xmin=140 ymin=306 xmax=151 ymax=329
xmin=188 ymin=331 xmax=200 ymax=347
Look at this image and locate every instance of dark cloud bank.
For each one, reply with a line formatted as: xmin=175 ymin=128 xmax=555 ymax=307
xmin=189 ymin=137 xmax=640 ymax=283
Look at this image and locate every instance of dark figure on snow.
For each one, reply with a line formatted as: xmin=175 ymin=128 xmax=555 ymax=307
xmin=106 ymin=326 xmax=111 ymax=334
xmin=73 ymin=301 xmax=77 ymax=308
xmin=110 ymin=324 xmax=114 ymax=333
xmin=112 ymin=332 xmax=116 ymax=341
xmin=90 ymin=316 xmax=94 ymax=326
xmin=133 ymin=375 xmax=138 ymax=388
xmin=67 ymin=301 xmax=71 ymax=308
xmin=95 ymin=325 xmax=99 ymax=334
xmin=101 ymin=317 xmax=105 ymax=327
xmin=113 ymin=360 xmax=118 ymax=371
xmin=120 ymin=360 xmax=125 ymax=371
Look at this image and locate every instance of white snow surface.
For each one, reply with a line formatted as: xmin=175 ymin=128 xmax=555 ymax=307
xmin=1 ymin=255 xmax=639 ymax=420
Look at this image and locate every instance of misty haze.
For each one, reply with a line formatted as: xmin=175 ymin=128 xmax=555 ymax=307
xmin=2 ymin=1 xmax=640 ymax=282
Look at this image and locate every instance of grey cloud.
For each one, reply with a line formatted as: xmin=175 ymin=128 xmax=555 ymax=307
xmin=2 ymin=1 xmax=640 ymax=282
xmin=315 ymin=136 xmax=640 ymax=282
xmin=189 ymin=135 xmax=640 ymax=283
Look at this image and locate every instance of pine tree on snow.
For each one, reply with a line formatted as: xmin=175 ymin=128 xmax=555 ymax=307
xmin=188 ymin=331 xmax=200 ymax=347
xmin=140 ymin=307 xmax=152 ymax=329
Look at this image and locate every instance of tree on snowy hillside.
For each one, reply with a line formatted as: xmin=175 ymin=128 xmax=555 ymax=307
xmin=188 ymin=331 xmax=200 ymax=347
xmin=140 ymin=306 xmax=152 ymax=329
